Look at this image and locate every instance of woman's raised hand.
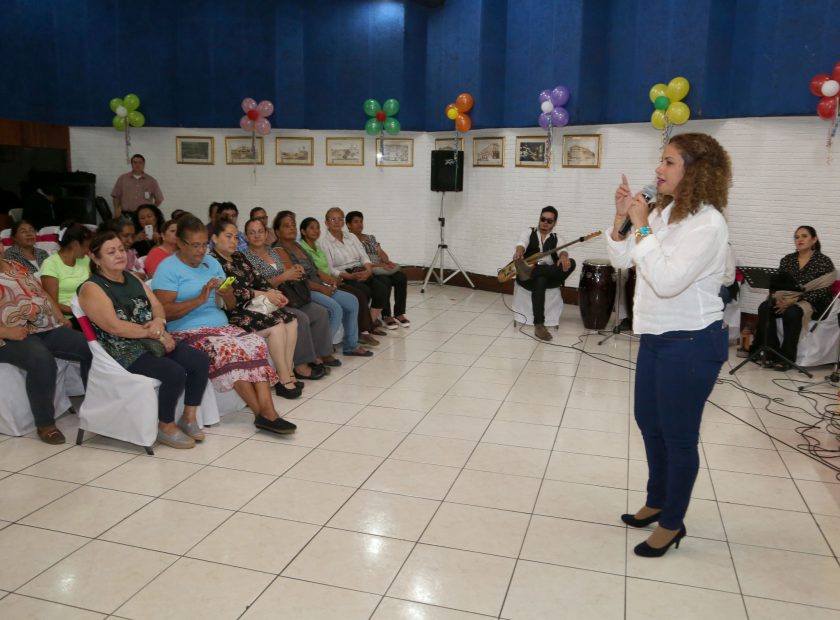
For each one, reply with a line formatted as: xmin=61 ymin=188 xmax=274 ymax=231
xmin=615 ymin=174 xmax=633 ymax=217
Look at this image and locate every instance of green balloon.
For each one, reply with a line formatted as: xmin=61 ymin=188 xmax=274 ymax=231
xmin=363 ymin=99 xmax=381 ymax=117
xmin=123 ymin=94 xmax=141 ymax=111
xmin=365 ymin=118 xmax=382 ymax=135
xmin=109 ymin=98 xmax=123 ymax=112
xmin=384 ymin=117 xmax=400 ymax=135
xmin=654 ymin=95 xmax=671 ymax=111
xmin=383 ymin=98 xmax=400 ymax=117
xmin=112 ymin=115 xmax=127 ymax=130
xmin=128 ymin=111 xmax=145 ymax=128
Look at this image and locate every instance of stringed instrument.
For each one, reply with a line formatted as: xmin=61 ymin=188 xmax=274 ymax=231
xmin=497 ymin=230 xmax=602 ymax=283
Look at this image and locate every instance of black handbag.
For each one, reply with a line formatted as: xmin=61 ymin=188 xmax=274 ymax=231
xmin=279 ymin=279 xmax=311 ymax=308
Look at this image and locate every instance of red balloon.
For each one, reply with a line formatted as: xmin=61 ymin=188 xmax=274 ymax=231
xmin=810 ymin=74 xmax=830 ymax=97
xmin=455 ymin=113 xmax=472 ymax=132
xmin=817 ymin=96 xmax=837 ymax=120
xmin=455 ymin=92 xmax=473 ymax=113
xmin=833 ymin=61 xmax=840 ymax=83
xmin=375 ymin=110 xmax=386 ymax=122
xmin=247 ymin=109 xmax=259 ymax=121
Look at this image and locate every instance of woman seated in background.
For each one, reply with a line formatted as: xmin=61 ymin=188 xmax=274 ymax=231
xmin=244 ymin=217 xmax=336 ymax=379
xmin=144 ymin=219 xmax=178 ymax=278
xmin=320 ymin=207 xmax=392 ymax=332
xmin=299 ymin=217 xmax=382 ymax=347
xmin=152 ymin=216 xmax=295 ymax=434
xmin=4 ymin=220 xmax=48 ymax=275
xmin=79 ymin=230 xmax=210 ymax=449
xmin=103 ymin=218 xmax=146 ymax=278
xmin=0 ymin=257 xmax=91 ymax=444
xmin=271 ymin=212 xmax=372 ymax=357
xmin=41 ymin=221 xmax=93 ymax=321
xmin=131 ymin=204 xmax=164 ymax=256
xmin=752 ymin=225 xmax=836 ymax=370
xmin=346 ymin=210 xmax=410 ymax=328
xmin=209 ymin=220 xmax=302 ymax=399
xmin=250 ymin=207 xmax=276 ymax=245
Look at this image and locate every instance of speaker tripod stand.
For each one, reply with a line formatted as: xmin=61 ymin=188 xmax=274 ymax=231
xmin=598 ymin=268 xmax=638 ymax=345
xmin=422 ymin=192 xmax=475 ymax=293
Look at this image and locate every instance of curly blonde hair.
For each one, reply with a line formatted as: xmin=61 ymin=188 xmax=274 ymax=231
xmin=657 ymin=133 xmax=732 ymax=223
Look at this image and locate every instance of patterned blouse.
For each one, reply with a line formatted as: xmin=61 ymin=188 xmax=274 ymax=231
xmin=3 ymin=245 xmax=48 ymax=275
xmin=242 ymin=246 xmax=286 ymax=281
xmin=778 ymin=251 xmax=836 ymax=317
xmin=358 ymin=234 xmax=382 ymax=263
xmin=86 ymin=272 xmax=153 ymax=368
xmin=0 ymin=260 xmax=62 ymax=333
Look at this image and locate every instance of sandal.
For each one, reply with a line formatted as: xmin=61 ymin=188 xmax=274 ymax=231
xmin=37 ymin=425 xmax=66 ymax=445
xmin=343 ymin=348 xmax=373 ymax=357
xmin=773 ymin=362 xmax=791 ymax=371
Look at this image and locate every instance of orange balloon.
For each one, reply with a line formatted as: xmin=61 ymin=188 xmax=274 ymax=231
xmin=445 ymin=103 xmax=459 ymax=120
xmin=455 ymin=92 xmax=473 ymax=113
xmin=455 ymin=113 xmax=472 ymax=132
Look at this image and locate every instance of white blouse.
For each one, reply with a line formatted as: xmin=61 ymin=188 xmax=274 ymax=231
xmin=605 ymin=202 xmax=729 ymax=335
xmin=318 ymin=230 xmax=371 ymax=276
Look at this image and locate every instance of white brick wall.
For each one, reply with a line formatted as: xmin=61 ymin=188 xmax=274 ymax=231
xmin=71 ymin=117 xmax=840 ymax=313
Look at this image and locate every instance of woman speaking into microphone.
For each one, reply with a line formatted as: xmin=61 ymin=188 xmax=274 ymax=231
xmin=606 ymin=133 xmax=731 ymax=557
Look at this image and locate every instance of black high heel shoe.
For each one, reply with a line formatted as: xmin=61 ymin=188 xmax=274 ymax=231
xmin=633 ymin=525 xmax=686 ymax=557
xmin=621 ymin=510 xmax=661 ymax=528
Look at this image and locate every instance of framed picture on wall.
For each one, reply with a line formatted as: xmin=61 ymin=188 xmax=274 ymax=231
xmin=326 ymin=137 xmax=364 ymax=166
xmin=276 ymin=137 xmax=314 ymax=165
xmin=515 ymin=136 xmax=549 ymax=168
xmin=473 ymin=136 xmax=504 ymax=167
xmin=375 ymin=138 xmax=414 ymax=167
xmin=225 ymin=136 xmax=264 ymax=165
xmin=176 ymin=136 xmax=214 ymax=164
xmin=435 ymin=137 xmax=462 ymax=151
xmin=562 ymin=134 xmax=602 ymax=168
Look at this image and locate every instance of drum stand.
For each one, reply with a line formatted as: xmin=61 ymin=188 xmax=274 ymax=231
xmin=421 ymin=192 xmax=475 ymax=293
xmin=598 ymin=268 xmax=638 ymax=345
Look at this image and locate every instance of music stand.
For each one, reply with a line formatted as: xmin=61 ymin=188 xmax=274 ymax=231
xmin=729 ymin=266 xmax=812 ymax=378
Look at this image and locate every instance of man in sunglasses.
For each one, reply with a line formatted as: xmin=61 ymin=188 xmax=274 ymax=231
xmin=512 ymin=206 xmax=575 ymax=341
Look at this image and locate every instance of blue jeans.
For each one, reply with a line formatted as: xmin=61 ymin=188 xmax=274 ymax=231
xmin=634 ymin=320 xmax=728 ymax=529
xmin=310 ymin=289 xmax=360 ymax=351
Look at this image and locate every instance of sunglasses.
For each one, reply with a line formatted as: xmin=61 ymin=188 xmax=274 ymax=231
xmin=540 ymin=217 xmax=555 ymax=224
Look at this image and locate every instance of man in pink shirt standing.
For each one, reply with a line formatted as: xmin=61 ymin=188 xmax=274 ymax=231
xmin=110 ymin=154 xmax=164 ymax=217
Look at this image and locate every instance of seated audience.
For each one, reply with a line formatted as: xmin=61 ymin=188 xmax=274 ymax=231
xmin=209 ymin=220 xmax=302 ymax=399
xmin=171 ymin=209 xmax=190 ymax=221
xmin=210 ymin=202 xmax=247 ymax=252
xmin=131 ymin=204 xmax=164 ymax=256
xmin=41 ymin=221 xmax=92 ymax=319
xmin=271 ymin=212 xmax=371 ymax=357
xmin=206 ymin=201 xmax=222 ymax=235
xmin=4 ymin=220 xmax=48 ymax=275
xmin=243 ymin=218 xmax=336 ymax=378
xmin=346 ymin=210 xmax=410 ymax=328
xmin=752 ymin=225 xmax=836 ymax=370
xmin=299 ymin=216 xmax=382 ymax=346
xmin=250 ymin=207 xmax=277 ymax=245
xmin=144 ymin=219 xmax=178 ymax=278
xmin=152 ymin=216 xmax=295 ymax=434
xmin=0 ymin=257 xmax=90 ymax=444
xmin=79 ymin=230 xmax=211 ymax=449
xmin=104 ymin=218 xmax=146 ymax=277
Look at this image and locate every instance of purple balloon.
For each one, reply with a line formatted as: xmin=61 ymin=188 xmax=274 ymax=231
xmin=551 ymin=107 xmax=569 ymax=127
xmin=550 ymin=85 xmax=570 ymax=107
xmin=538 ymin=112 xmax=551 ymax=129
xmin=538 ymin=89 xmax=552 ymax=104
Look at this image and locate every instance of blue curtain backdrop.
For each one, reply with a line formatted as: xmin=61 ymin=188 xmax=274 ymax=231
xmin=0 ymin=0 xmax=837 ymax=130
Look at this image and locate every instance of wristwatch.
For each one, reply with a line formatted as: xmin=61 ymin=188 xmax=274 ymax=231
xmin=634 ymin=226 xmax=652 ymax=240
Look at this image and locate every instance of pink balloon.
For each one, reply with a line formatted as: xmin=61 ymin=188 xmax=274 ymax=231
xmin=255 ymin=118 xmax=271 ymax=135
xmin=240 ymin=115 xmax=255 ymax=131
xmin=241 ymin=98 xmax=257 ymax=113
xmin=257 ymin=100 xmax=274 ymax=117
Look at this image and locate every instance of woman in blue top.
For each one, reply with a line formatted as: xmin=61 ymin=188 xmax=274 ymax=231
xmin=152 ymin=216 xmax=295 ymax=435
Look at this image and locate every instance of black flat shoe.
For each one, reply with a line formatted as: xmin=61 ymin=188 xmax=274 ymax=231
xmin=633 ymin=525 xmax=686 ymax=558
xmin=294 ymin=366 xmax=326 ymax=380
xmin=621 ymin=511 xmax=661 ymax=528
xmin=310 ymin=362 xmax=331 ymax=375
xmin=295 ymin=381 xmax=304 ymax=390
xmin=274 ymin=382 xmax=302 ymax=399
xmin=322 ymin=358 xmax=342 ymax=367
xmin=254 ymin=414 xmax=297 ymax=434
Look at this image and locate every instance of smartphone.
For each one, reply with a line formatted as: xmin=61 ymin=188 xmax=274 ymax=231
xmin=218 ymin=276 xmax=236 ymax=291
xmin=144 ymin=224 xmax=154 ymax=239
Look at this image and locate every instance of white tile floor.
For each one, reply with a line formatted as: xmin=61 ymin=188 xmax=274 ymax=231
xmin=1 ymin=284 xmax=840 ymax=619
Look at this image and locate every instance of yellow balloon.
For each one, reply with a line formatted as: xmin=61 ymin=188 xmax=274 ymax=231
xmin=649 ymin=83 xmax=668 ymax=104
xmin=666 ymin=76 xmax=690 ymax=102
xmin=651 ymin=109 xmax=667 ymax=130
xmin=446 ymin=106 xmax=459 ymax=120
xmin=666 ymin=101 xmax=690 ymax=125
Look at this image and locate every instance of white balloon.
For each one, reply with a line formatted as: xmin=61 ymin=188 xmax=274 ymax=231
xmin=821 ymin=80 xmax=840 ymax=97
xmin=116 ymin=105 xmax=128 ymax=118
xmin=540 ymin=100 xmax=554 ymax=114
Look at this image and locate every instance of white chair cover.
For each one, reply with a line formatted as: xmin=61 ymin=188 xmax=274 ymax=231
xmin=778 ymin=307 xmax=840 ymax=367
xmin=723 ymin=298 xmax=741 ymax=344
xmin=0 ymin=360 xmax=73 ymax=437
xmin=36 ymin=225 xmax=61 ymax=254
xmin=512 ymin=280 xmax=563 ymax=326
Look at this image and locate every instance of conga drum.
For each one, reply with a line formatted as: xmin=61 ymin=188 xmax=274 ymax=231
xmin=624 ymin=267 xmax=637 ymax=324
xmin=578 ymin=259 xmax=616 ymax=329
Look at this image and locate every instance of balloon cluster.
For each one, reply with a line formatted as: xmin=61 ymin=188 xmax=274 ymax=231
xmin=109 ymin=94 xmax=145 ymax=130
xmin=810 ymin=63 xmax=840 ymax=120
xmin=363 ymin=99 xmax=401 ymax=136
xmin=648 ymin=77 xmax=690 ymax=129
xmin=537 ymin=85 xmax=570 ymax=129
xmin=444 ymin=93 xmax=473 ymax=132
xmin=240 ymin=98 xmax=274 ymax=135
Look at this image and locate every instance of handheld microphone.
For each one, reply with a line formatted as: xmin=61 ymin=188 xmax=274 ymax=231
xmin=618 ymin=184 xmax=658 ymax=237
